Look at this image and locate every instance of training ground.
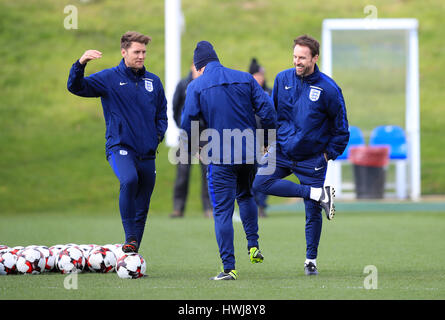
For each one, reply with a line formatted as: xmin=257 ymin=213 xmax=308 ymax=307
xmin=1 ymin=199 xmax=444 ymax=301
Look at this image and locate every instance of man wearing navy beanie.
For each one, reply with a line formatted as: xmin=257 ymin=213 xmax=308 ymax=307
xmin=193 ymin=41 xmax=219 ymax=71
xmin=181 ymin=41 xmax=277 ymax=280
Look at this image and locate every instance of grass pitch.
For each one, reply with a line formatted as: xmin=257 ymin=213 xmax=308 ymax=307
xmin=1 ymin=208 xmax=444 ymax=300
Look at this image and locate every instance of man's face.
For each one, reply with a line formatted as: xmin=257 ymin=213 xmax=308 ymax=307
xmin=122 ymin=42 xmax=146 ymax=69
xmin=191 ymin=64 xmax=200 ymax=79
xmin=252 ymin=72 xmax=265 ymax=87
xmin=293 ymin=45 xmax=318 ymax=77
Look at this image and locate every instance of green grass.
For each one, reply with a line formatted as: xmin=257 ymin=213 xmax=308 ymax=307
xmin=1 ymin=210 xmax=445 ymax=300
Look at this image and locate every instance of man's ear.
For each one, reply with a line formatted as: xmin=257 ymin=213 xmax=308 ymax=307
xmin=198 ymin=66 xmax=206 ymax=75
xmin=313 ymin=54 xmax=319 ymax=64
xmin=121 ymin=48 xmax=126 ymax=58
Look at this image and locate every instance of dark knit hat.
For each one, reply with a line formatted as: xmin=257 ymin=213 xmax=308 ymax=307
xmin=249 ymin=58 xmax=264 ymax=75
xmin=193 ymin=41 xmax=219 ymax=70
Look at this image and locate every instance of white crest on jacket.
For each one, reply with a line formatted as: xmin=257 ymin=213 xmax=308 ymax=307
xmin=309 ymin=88 xmax=321 ymax=101
xmin=145 ymin=80 xmax=153 ymax=92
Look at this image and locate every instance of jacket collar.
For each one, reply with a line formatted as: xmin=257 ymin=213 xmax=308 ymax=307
xmin=296 ymin=63 xmax=320 ymax=84
xmin=203 ymin=61 xmax=223 ymax=73
xmin=118 ymin=58 xmax=146 ymax=80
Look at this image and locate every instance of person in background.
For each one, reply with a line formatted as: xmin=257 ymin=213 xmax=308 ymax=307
xmin=170 ymin=64 xmax=212 ymax=219
xmin=249 ymin=58 xmax=272 ymax=218
xmin=249 ymin=58 xmax=272 ymax=96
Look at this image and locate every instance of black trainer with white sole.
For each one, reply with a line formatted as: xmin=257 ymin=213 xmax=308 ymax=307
xmin=319 ymin=186 xmax=335 ymax=220
xmin=304 ymin=262 xmax=319 ymax=276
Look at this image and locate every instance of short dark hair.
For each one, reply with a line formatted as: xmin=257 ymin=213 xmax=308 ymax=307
xmin=293 ymin=35 xmax=320 ymax=57
xmin=120 ymin=31 xmax=152 ymax=50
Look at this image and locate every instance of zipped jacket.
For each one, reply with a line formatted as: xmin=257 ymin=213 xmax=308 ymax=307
xmin=181 ymin=61 xmax=277 ymax=164
xmin=67 ymin=58 xmax=168 ymax=159
xmin=272 ymin=64 xmax=349 ymax=161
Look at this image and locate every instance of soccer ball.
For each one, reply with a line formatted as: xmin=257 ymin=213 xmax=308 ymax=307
xmin=65 ymin=243 xmax=79 ymax=247
xmin=16 ymin=247 xmax=46 ymax=274
xmin=49 ymin=244 xmax=66 ymax=271
xmin=23 ymin=245 xmax=55 ymax=272
xmin=116 ymin=253 xmax=146 ymax=279
xmin=0 ymin=250 xmax=17 ymax=275
xmin=79 ymin=244 xmax=98 ymax=259
xmin=87 ymin=247 xmax=117 ymax=273
xmin=9 ymin=246 xmax=24 ymax=255
xmin=50 ymin=244 xmax=66 ymax=257
xmin=49 ymin=244 xmax=66 ymax=255
xmin=103 ymin=244 xmax=124 ymax=260
xmin=57 ymin=246 xmax=85 ymax=274
xmin=36 ymin=246 xmax=56 ymax=272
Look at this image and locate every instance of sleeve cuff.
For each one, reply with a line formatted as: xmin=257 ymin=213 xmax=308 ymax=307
xmin=74 ymin=59 xmax=86 ymax=69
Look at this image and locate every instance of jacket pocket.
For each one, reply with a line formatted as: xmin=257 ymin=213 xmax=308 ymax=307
xmin=316 ymin=152 xmax=328 ymax=168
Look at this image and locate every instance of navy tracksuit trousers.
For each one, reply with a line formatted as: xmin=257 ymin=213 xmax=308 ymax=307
xmin=107 ymin=147 xmax=156 ymax=245
xmin=207 ymin=163 xmax=259 ymax=271
xmin=253 ymin=145 xmax=327 ymax=259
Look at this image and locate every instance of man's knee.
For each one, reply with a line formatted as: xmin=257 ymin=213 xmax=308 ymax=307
xmin=252 ymin=174 xmax=269 ymax=193
xmin=120 ymin=174 xmax=138 ymax=191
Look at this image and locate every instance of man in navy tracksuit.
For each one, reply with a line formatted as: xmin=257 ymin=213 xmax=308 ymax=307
xmin=67 ymin=31 xmax=168 ymax=254
xmin=253 ymin=35 xmax=349 ymax=275
xmin=181 ymin=41 xmax=277 ymax=280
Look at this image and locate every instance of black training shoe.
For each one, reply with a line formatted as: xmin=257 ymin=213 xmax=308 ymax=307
xmin=304 ymin=262 xmax=319 ymax=276
xmin=122 ymin=239 xmax=139 ymax=253
xmin=210 ymin=269 xmax=238 ymax=280
xmin=169 ymin=210 xmax=184 ymax=218
xmin=319 ymin=186 xmax=335 ymax=220
xmin=258 ymin=207 xmax=267 ymax=218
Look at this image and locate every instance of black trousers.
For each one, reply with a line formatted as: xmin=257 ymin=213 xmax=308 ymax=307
xmin=173 ymin=162 xmax=212 ymax=213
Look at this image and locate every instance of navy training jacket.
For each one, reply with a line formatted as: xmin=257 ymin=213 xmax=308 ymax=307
xmin=67 ymin=58 xmax=168 ymax=159
xmin=181 ymin=61 xmax=277 ymax=164
xmin=272 ymin=64 xmax=349 ymax=161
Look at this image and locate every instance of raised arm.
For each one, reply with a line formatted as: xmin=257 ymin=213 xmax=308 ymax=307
xmin=67 ymin=50 xmax=107 ymax=97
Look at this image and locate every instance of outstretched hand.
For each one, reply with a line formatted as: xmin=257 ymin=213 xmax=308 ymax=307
xmin=79 ymin=50 xmax=102 ymax=65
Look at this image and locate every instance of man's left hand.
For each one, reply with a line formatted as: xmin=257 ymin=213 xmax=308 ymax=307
xmin=324 ymin=153 xmax=329 ymax=162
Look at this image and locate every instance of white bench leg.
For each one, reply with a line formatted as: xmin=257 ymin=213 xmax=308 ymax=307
xmin=395 ymin=160 xmax=407 ymax=199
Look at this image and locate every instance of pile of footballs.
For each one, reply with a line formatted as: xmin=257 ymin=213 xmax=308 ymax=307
xmin=0 ymin=243 xmax=146 ymax=279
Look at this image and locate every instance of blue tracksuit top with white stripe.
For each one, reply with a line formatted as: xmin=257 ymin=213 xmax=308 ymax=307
xmin=67 ymin=58 xmax=168 ymax=159
xmin=272 ymin=64 xmax=349 ymax=161
xmin=181 ymin=61 xmax=277 ymax=164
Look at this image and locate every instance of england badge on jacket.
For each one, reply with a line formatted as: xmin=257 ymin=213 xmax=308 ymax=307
xmin=144 ymin=79 xmax=153 ymax=92
xmin=309 ymin=87 xmax=321 ymax=102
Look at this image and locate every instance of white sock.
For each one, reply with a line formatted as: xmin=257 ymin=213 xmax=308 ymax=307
xmin=305 ymin=258 xmax=317 ymax=266
xmin=310 ymin=187 xmax=322 ymax=201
